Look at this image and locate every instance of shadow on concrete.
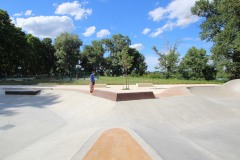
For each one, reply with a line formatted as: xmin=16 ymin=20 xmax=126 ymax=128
xmin=0 ymin=93 xmax=60 ymax=116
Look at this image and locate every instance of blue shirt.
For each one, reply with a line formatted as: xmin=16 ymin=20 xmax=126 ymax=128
xmin=90 ymin=73 xmax=95 ymax=82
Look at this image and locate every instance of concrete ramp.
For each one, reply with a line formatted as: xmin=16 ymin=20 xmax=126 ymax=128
xmin=189 ymin=79 xmax=240 ymax=98
xmin=1 ymin=82 xmax=240 ymax=160
xmin=223 ymin=79 xmax=240 ymax=93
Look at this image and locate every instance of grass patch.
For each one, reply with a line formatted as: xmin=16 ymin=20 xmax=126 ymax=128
xmin=0 ymin=76 xmax=223 ymax=85
xmin=98 ymin=76 xmax=223 ymax=85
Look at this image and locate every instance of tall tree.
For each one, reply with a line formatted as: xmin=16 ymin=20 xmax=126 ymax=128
xmin=153 ymin=42 xmax=180 ymax=78
xmin=118 ymin=47 xmax=134 ymax=74
xmin=118 ymin=47 xmax=133 ymax=89
xmin=178 ymin=47 xmax=213 ymax=80
xmin=102 ymin=34 xmax=131 ymax=76
xmin=0 ymin=9 xmax=28 ymax=76
xmin=102 ymin=34 xmax=131 ymax=56
xmin=81 ymin=40 xmax=105 ymax=73
xmin=191 ymin=0 xmax=240 ymax=79
xmin=128 ymin=48 xmax=147 ymax=76
xmin=211 ymin=54 xmax=231 ymax=80
xmin=26 ymin=34 xmax=45 ymax=75
xmin=42 ymin=38 xmax=57 ymax=75
xmin=54 ymin=32 xmax=83 ymax=76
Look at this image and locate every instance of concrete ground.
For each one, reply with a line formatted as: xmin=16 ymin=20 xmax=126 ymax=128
xmin=0 ymin=80 xmax=240 ymax=160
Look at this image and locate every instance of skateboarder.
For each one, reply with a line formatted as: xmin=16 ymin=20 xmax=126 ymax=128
xmin=90 ymin=71 xmax=95 ymax=93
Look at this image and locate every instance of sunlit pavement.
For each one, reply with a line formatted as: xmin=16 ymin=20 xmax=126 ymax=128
xmin=0 ymin=80 xmax=240 ymax=160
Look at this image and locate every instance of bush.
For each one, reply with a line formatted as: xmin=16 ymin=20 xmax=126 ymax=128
xmin=143 ymin=72 xmax=165 ymax=79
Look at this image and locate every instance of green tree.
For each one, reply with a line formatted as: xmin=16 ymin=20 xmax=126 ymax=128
xmin=191 ymin=0 xmax=240 ymax=79
xmin=102 ymin=34 xmax=131 ymax=76
xmin=42 ymin=38 xmax=57 ymax=75
xmin=119 ymin=47 xmax=134 ymax=73
xmin=0 ymin=9 xmax=28 ymax=77
xmin=26 ymin=34 xmax=45 ymax=75
xmin=118 ymin=47 xmax=133 ymax=89
xmin=211 ymin=54 xmax=231 ymax=80
xmin=81 ymin=40 xmax=105 ymax=74
xmin=102 ymin=34 xmax=131 ymax=56
xmin=101 ymin=34 xmax=147 ymax=76
xmin=178 ymin=47 xmax=214 ymax=80
xmin=128 ymin=48 xmax=147 ymax=76
xmin=54 ymin=32 xmax=83 ymax=78
xmin=153 ymin=42 xmax=180 ymax=79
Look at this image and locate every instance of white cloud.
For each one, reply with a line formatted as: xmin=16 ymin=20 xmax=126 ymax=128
xmin=142 ymin=28 xmax=151 ymax=35
xmin=15 ymin=16 xmax=74 ymax=38
xmin=13 ymin=10 xmax=33 ymax=17
xmin=148 ymin=7 xmax=167 ymax=21
xmin=150 ymin=21 xmax=175 ymax=37
xmin=130 ymin=43 xmax=144 ymax=51
xmin=150 ymin=28 xmax=164 ymax=38
xmin=97 ymin=29 xmax=110 ymax=38
xmin=83 ymin=26 xmax=96 ymax=37
xmin=25 ymin=10 xmax=33 ymax=16
xmin=176 ymin=15 xmax=199 ymax=27
xmin=55 ymin=1 xmax=92 ymax=20
xmin=167 ymin=0 xmax=199 ymax=27
xmin=148 ymin=0 xmax=200 ymax=36
xmin=13 ymin=12 xmax=23 ymax=17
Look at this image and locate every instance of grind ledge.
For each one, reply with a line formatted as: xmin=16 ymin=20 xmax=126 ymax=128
xmin=92 ymin=90 xmax=155 ymax=101
xmin=5 ymin=89 xmax=41 ymax=95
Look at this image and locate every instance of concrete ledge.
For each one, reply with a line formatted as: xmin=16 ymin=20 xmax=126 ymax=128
xmin=136 ymin=83 xmax=153 ymax=87
xmin=92 ymin=90 xmax=155 ymax=101
xmin=5 ymin=90 xmax=41 ymax=95
xmin=5 ymin=78 xmax=35 ymax=81
xmin=93 ymin=90 xmax=117 ymax=101
xmin=116 ymin=92 xmax=155 ymax=101
xmin=95 ymin=84 xmax=107 ymax=88
xmin=3 ymin=87 xmax=53 ymax=90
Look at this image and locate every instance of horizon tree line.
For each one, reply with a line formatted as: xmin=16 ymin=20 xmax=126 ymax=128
xmin=1 ymin=0 xmax=240 ymax=81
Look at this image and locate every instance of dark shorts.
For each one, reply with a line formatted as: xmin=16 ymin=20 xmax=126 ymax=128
xmin=92 ymin=81 xmax=95 ymax=85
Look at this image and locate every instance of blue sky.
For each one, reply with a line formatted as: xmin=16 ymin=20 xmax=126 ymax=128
xmin=0 ymin=0 xmax=212 ymax=71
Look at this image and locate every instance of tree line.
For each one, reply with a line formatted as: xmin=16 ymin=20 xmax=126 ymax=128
xmin=153 ymin=43 xmax=216 ymax=80
xmin=152 ymin=0 xmax=240 ymax=80
xmin=0 ymin=9 xmax=147 ymax=78
xmin=1 ymin=0 xmax=240 ymax=80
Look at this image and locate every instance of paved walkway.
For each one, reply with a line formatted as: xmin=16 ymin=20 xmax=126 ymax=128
xmin=0 ymin=80 xmax=240 ymax=160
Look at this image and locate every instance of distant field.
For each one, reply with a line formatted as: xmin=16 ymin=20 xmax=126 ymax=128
xmin=0 ymin=76 xmax=223 ymax=85
xmin=96 ymin=76 xmax=223 ymax=85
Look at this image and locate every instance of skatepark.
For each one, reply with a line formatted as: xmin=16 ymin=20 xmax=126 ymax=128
xmin=0 ymin=79 xmax=240 ymax=160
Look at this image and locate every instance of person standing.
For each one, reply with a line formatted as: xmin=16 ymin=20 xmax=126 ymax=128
xmin=89 ymin=71 xmax=95 ymax=93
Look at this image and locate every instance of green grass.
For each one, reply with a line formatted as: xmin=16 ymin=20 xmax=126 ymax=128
xmin=97 ymin=76 xmax=223 ymax=85
xmin=0 ymin=76 xmax=224 ymax=85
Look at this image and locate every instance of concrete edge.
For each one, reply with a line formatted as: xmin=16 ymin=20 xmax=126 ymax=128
xmin=71 ymin=128 xmax=106 ymax=160
xmin=136 ymin=83 xmax=154 ymax=87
